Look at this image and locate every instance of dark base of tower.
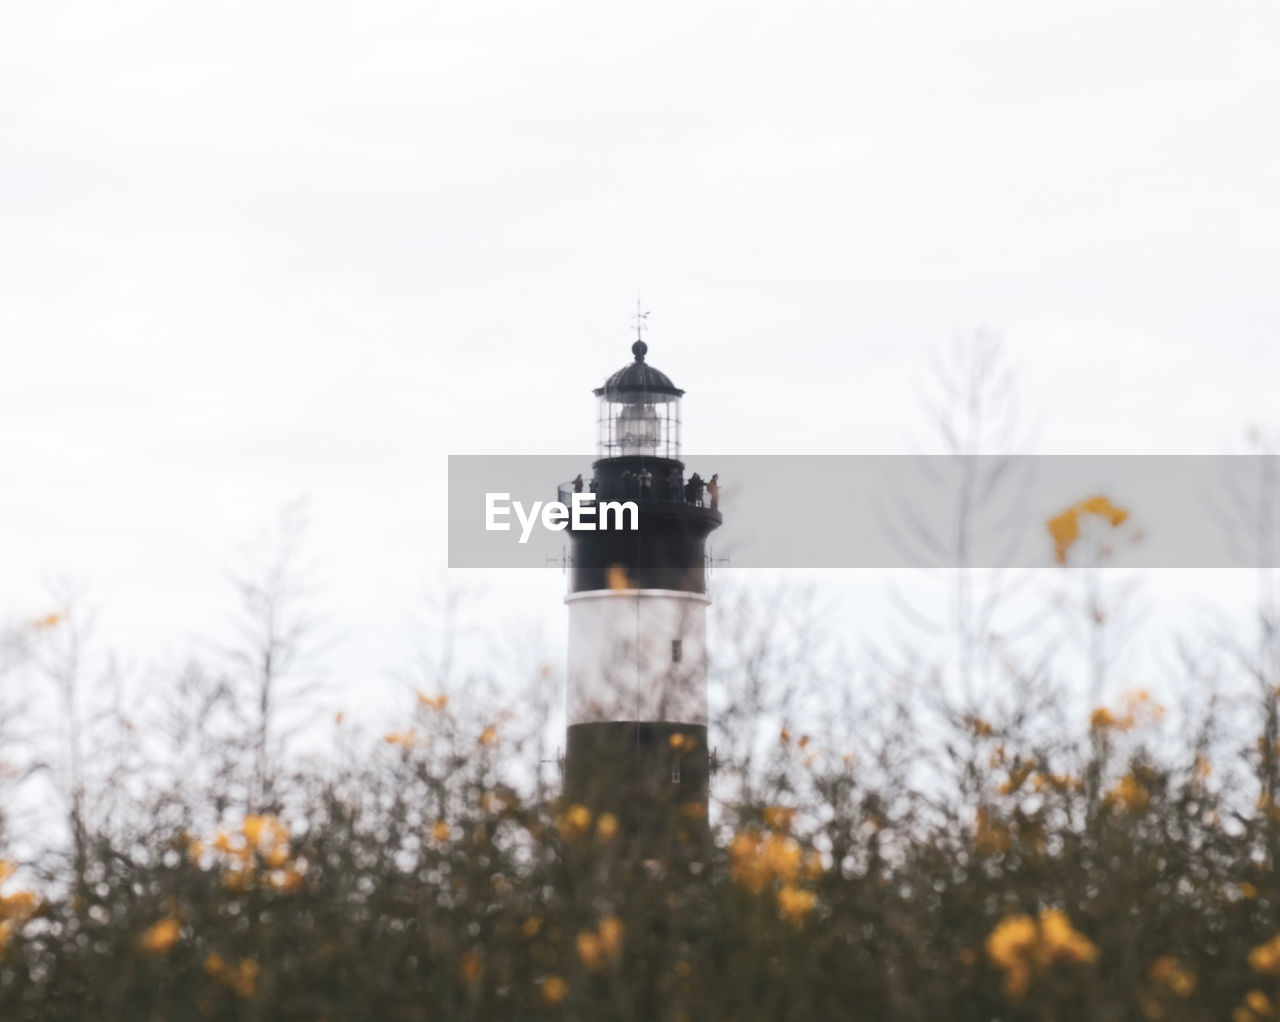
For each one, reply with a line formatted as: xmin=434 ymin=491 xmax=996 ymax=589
xmin=564 ymin=721 xmax=709 ymax=837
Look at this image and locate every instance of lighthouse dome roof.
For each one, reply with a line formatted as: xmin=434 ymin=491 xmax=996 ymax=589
xmin=594 ymin=341 xmax=684 ymax=399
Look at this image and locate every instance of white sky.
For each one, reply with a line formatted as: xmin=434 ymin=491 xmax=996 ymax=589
xmin=3 ymin=1 xmax=1280 ymax=719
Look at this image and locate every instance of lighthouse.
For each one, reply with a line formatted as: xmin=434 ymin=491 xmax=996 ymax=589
xmin=561 ymin=333 xmax=722 ymax=833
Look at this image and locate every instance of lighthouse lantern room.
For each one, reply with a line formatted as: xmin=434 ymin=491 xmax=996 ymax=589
xmin=595 ymin=340 xmax=683 ymax=461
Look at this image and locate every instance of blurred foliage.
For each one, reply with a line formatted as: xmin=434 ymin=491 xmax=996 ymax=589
xmin=5 ymin=637 xmax=1280 ymax=1022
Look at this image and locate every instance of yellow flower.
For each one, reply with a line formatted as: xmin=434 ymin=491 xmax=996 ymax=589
xmin=1036 ymin=909 xmax=1098 ymax=966
xmin=1240 ymin=882 xmax=1259 ymax=899
xmin=229 ymin=958 xmax=259 ymax=999
xmin=763 ymin=835 xmax=801 ymax=879
xmin=776 ymin=884 xmax=817 ymax=924
xmin=577 ymin=930 xmax=604 ymax=971
xmin=0 ymin=889 xmax=38 ymax=923
xmin=432 ymin=820 xmax=451 ymax=843
xmin=1048 ymin=495 xmax=1130 ymax=564
xmin=1090 ymin=707 xmax=1124 ymax=731
xmin=243 ymin=814 xmax=289 ymax=852
xmin=729 ymin=830 xmax=803 ymax=893
xmin=32 ymin=612 xmax=63 ymax=630
xmin=680 ymin=801 xmax=707 ymax=820
xmin=478 ymin=725 xmax=499 ymax=747
xmin=417 ymin=691 xmax=448 ymax=711
xmin=213 ymin=830 xmax=239 ymax=856
xmin=1000 ymin=760 xmax=1037 ymax=795
xmin=207 ymin=954 xmax=260 ymax=998
xmin=522 ymin=915 xmax=542 ymax=938
xmin=1149 ymin=956 xmax=1196 ymax=998
xmin=1250 ymin=933 xmax=1280 ymax=975
xmin=985 ymin=914 xmax=1038 ymax=1000
xmin=1092 ymin=691 xmax=1163 ymax=733
xmin=264 ymin=844 xmax=289 ymax=869
xmin=577 ymin=916 xmax=624 ymax=971
xmin=985 ymin=910 xmax=1096 ymax=1001
xmin=761 ymin=806 xmax=796 ymax=831
xmin=1105 ymin=773 xmax=1150 ymax=811
xmin=556 ymin=804 xmax=592 ymax=841
xmin=596 ymin=813 xmax=619 ymax=840
xmin=598 ymin=915 xmax=624 ymax=956
xmin=966 ymin=716 xmax=994 ymax=737
xmin=140 ymin=916 xmax=181 ymax=954
xmin=383 ymin=729 xmax=417 ymax=747
xmin=540 ymin=975 xmax=568 ymax=1005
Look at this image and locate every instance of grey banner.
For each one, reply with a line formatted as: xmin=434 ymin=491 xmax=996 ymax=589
xmin=448 ymin=455 xmax=1280 ymax=569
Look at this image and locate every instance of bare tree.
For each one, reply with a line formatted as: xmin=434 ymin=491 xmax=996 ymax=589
xmin=226 ymin=500 xmax=320 ymax=808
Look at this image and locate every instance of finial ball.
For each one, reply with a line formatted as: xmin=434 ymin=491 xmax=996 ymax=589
xmin=632 ymin=339 xmax=648 ymax=361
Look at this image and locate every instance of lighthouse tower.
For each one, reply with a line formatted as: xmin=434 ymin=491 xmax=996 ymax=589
xmin=562 ymin=335 xmax=722 ymax=832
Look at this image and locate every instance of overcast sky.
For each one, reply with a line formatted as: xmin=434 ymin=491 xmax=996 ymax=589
xmin=3 ymin=1 xmax=1279 ymax=713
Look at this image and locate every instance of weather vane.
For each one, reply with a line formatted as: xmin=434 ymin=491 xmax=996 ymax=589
xmin=632 ymin=297 xmax=649 ymax=342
